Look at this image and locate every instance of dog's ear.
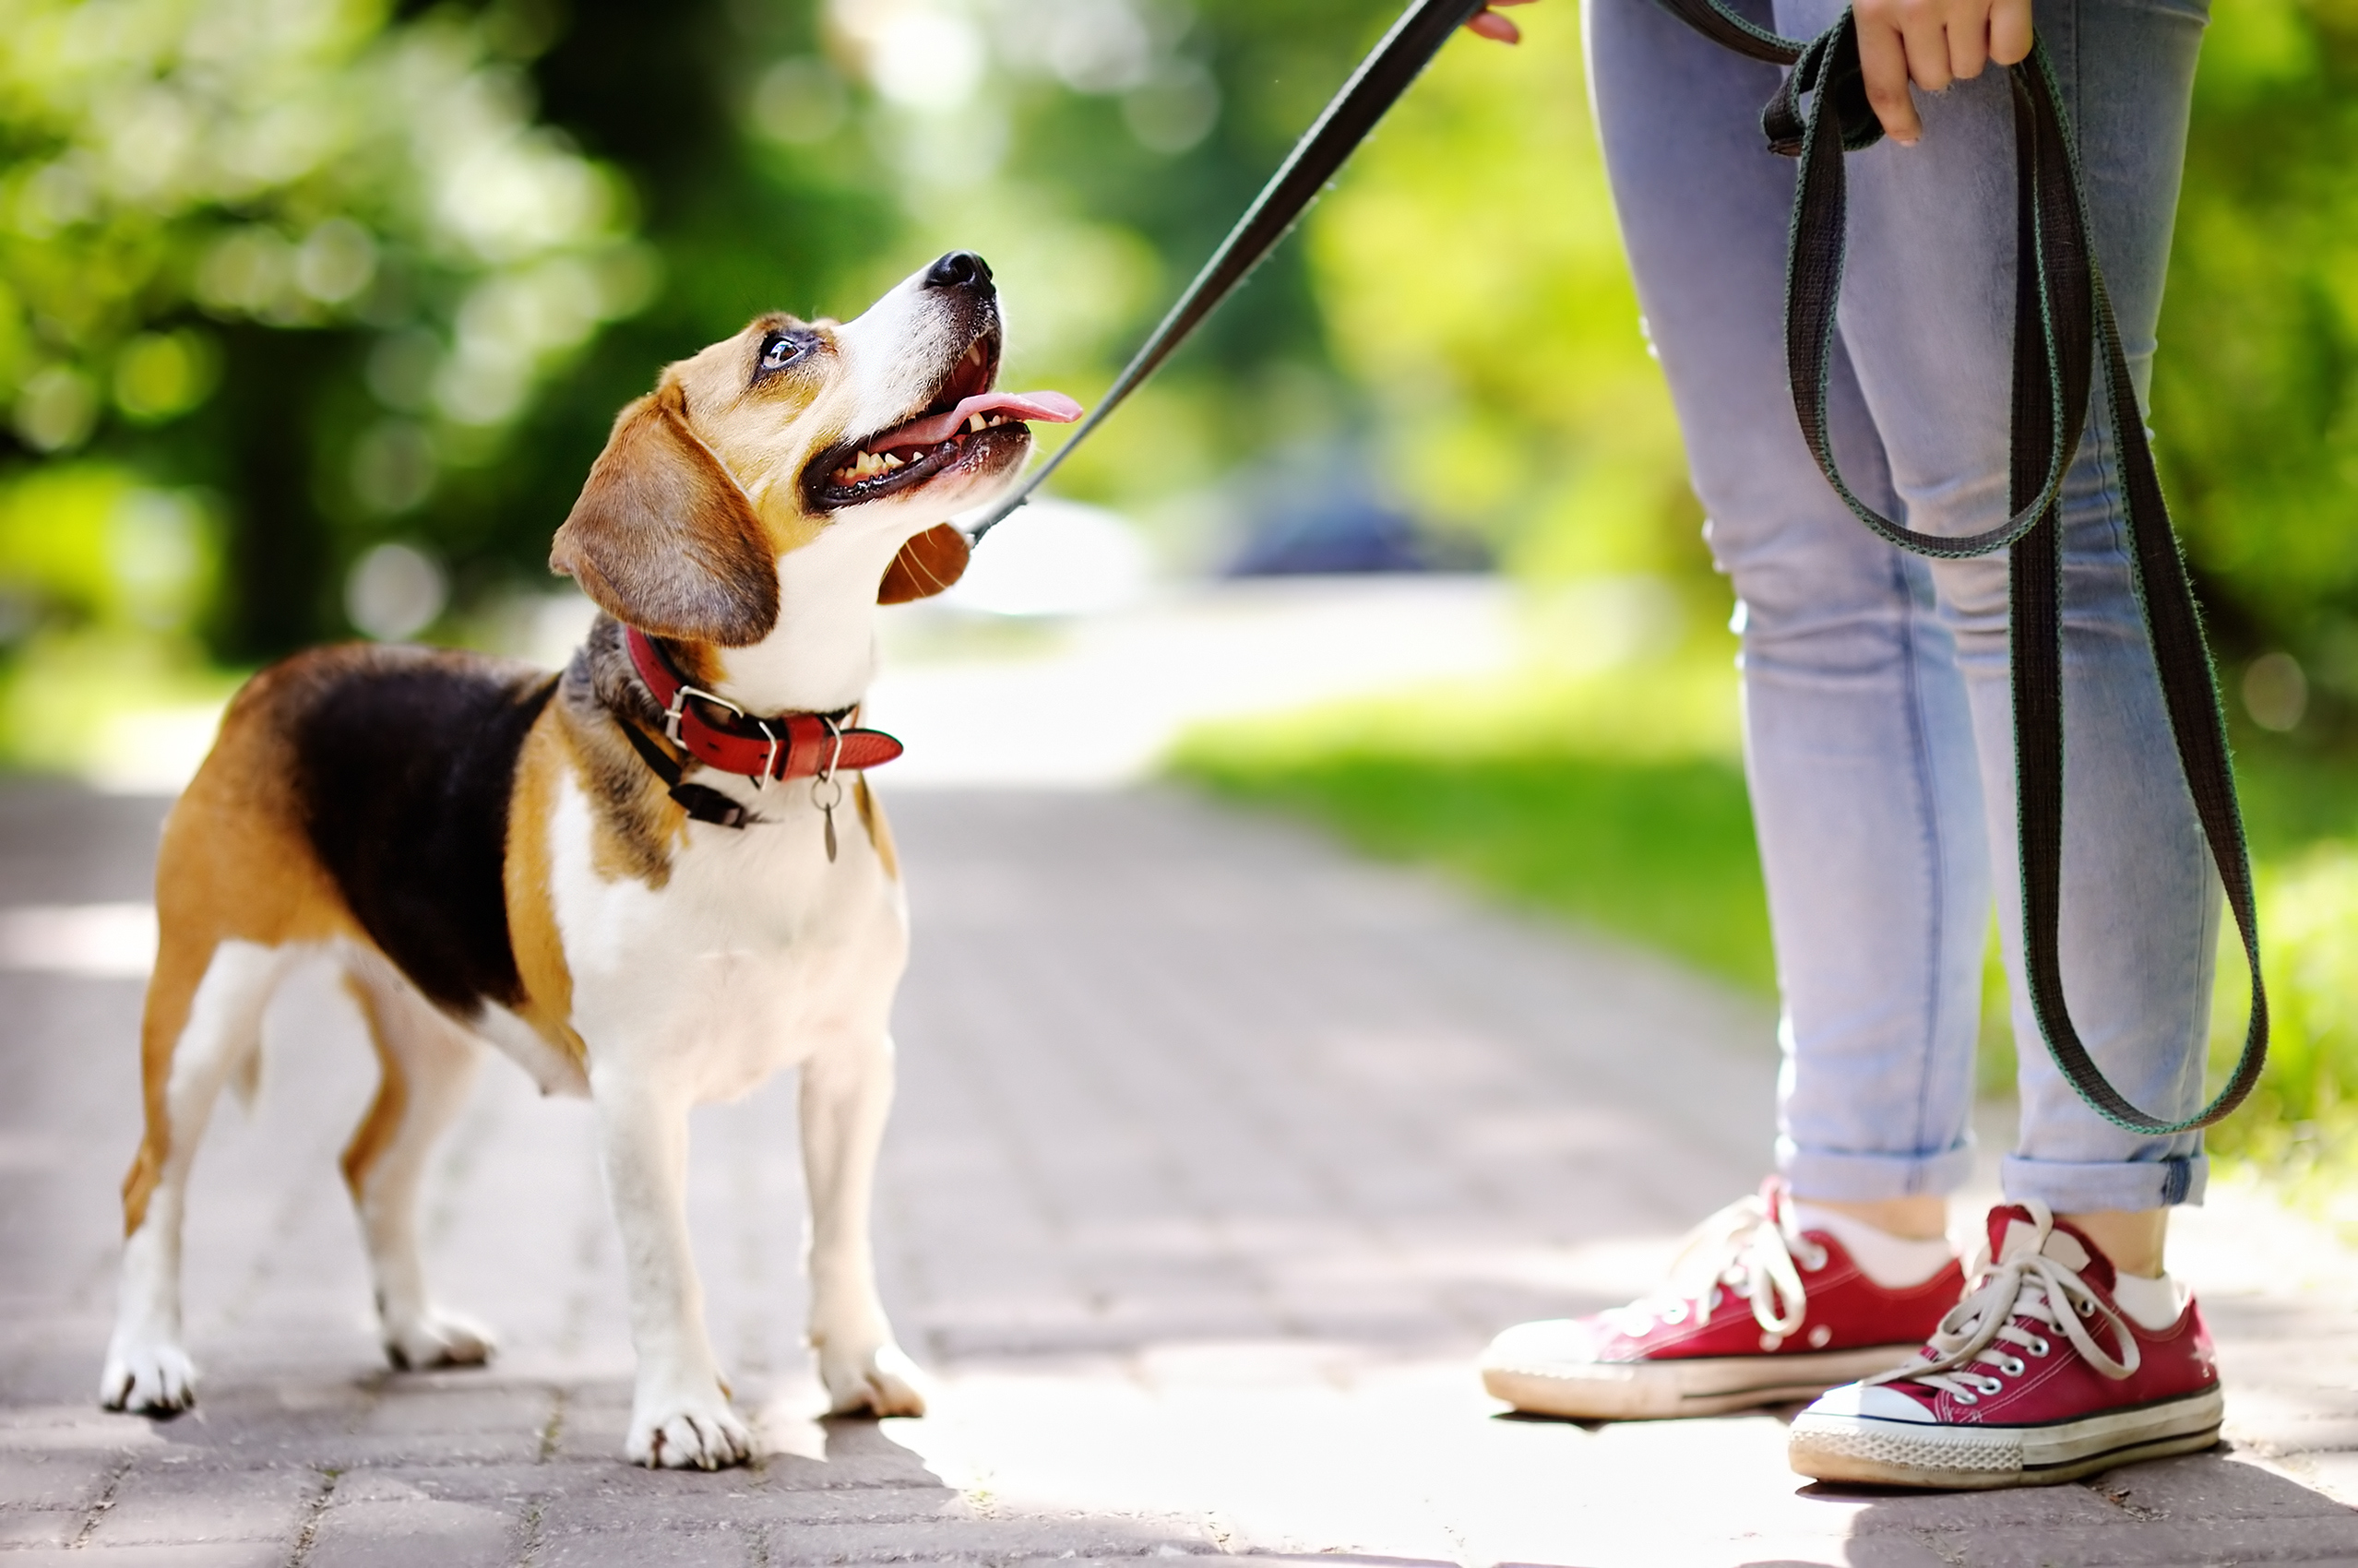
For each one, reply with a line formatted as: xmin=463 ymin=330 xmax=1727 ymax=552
xmin=877 ymin=523 xmax=971 ymax=604
xmin=551 ymin=385 xmax=780 ymax=646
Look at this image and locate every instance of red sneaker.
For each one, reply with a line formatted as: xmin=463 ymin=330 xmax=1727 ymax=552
xmin=1480 ymin=1180 xmax=1963 ymax=1420
xmin=1789 ymin=1201 xmax=2223 ymax=1489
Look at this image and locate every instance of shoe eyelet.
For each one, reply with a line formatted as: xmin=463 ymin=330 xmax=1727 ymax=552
xmin=1801 ymin=1246 xmax=1828 ymax=1272
xmin=2026 ymin=1337 xmax=2051 ymax=1357
xmin=1976 ymin=1374 xmax=2005 ymax=1395
xmin=1661 ymin=1303 xmax=1688 ymax=1325
xmin=2077 ymin=1298 xmax=2096 ymax=1318
xmin=1999 ymin=1357 xmax=2026 ymax=1377
xmin=1954 ymin=1390 xmax=1979 ymax=1406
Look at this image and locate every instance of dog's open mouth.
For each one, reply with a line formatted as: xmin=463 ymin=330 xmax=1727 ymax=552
xmin=807 ymin=331 xmax=1081 ymax=510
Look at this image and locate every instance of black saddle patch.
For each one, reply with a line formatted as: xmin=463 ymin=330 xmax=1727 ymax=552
xmin=289 ymin=648 xmax=558 ymax=1015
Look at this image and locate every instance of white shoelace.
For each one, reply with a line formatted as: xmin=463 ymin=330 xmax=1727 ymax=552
xmin=1868 ymin=1198 xmax=2138 ymax=1405
xmin=1604 ymin=1182 xmax=1826 ymax=1341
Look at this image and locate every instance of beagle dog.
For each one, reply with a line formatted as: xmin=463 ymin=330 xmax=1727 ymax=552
xmin=99 ymin=251 xmax=1078 ymax=1469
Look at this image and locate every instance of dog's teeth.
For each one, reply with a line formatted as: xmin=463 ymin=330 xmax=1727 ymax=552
xmin=882 ymin=452 xmax=903 ymax=470
xmin=963 ymin=342 xmax=983 ymax=369
xmin=986 ymin=414 xmax=1006 ymax=427
xmin=967 ymin=413 xmax=986 ymax=434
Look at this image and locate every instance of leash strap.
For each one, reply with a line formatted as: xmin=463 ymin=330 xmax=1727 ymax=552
xmin=614 ymin=712 xmax=759 ymax=830
xmin=963 ymin=0 xmax=1493 ymax=541
xmin=1653 ymin=0 xmax=2264 ymax=1133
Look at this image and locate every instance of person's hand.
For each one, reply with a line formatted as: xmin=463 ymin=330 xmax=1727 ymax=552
xmin=1853 ymin=0 xmax=2031 ymax=146
xmin=1465 ymin=0 xmax=1538 ymax=44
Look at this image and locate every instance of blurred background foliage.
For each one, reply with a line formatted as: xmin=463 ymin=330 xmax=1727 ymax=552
xmin=6 ymin=0 xmax=2346 ymax=719
xmin=1 ymin=0 xmax=2353 ymax=1186
xmin=0 ymin=0 xmax=1697 ymax=719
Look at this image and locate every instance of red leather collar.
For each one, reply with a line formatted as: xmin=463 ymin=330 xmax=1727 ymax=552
xmin=625 ymin=626 xmax=902 ymax=783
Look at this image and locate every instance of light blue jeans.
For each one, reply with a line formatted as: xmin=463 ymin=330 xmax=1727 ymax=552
xmin=1584 ymin=0 xmax=2220 ymax=1211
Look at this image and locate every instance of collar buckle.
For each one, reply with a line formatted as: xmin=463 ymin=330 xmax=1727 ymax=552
xmin=663 ymin=681 xmax=744 ymax=747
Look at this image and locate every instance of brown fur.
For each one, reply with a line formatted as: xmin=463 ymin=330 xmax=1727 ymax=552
xmin=123 ymin=664 xmax=362 ymax=1234
xmin=568 ymin=620 xmax=694 ymax=887
xmin=553 ymin=383 xmax=781 ymax=647
xmin=504 ymin=714 xmax=590 ymax=1069
xmin=338 ymin=970 xmax=411 ymax=1198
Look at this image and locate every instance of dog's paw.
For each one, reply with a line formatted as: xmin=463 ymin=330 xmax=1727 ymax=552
xmin=384 ymin=1308 xmax=495 ymax=1372
xmin=819 ymin=1341 xmax=929 ymax=1419
xmin=99 ymin=1341 xmax=197 ymax=1415
xmin=626 ymin=1394 xmax=753 ymax=1470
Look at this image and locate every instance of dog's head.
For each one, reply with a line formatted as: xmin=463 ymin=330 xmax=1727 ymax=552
xmin=550 ymin=251 xmax=1078 ymax=645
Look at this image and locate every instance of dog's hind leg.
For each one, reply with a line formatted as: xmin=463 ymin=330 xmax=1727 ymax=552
xmin=340 ymin=960 xmax=493 ymax=1372
xmin=802 ymin=1033 xmax=927 ymax=1418
xmin=103 ymin=937 xmax=290 ymax=1413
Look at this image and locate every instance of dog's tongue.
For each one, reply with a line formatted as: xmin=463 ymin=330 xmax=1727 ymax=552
xmin=875 ymin=390 xmax=1082 ymax=453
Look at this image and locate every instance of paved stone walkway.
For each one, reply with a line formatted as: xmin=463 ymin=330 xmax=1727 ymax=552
xmin=4 ymin=781 xmax=2357 ymax=1566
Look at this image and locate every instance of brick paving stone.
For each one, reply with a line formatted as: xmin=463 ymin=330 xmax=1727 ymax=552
xmin=0 ymin=1455 xmax=117 ymax=1512
xmin=0 ymin=1548 xmax=286 ymax=1567
xmin=534 ymin=1526 xmax=761 ymax=1566
xmin=304 ymin=1492 xmax=525 ymax=1568
xmin=0 ymin=1515 xmax=74 ymax=1549
xmin=84 ymin=1463 xmax=316 ymax=1546
xmin=762 ymin=1515 xmax=1207 ymax=1564
xmin=5 ymin=783 xmax=2358 ymax=1567
xmin=538 ymin=1481 xmax=966 ymax=1533
xmin=1915 ymin=1514 xmax=2358 ymax=1567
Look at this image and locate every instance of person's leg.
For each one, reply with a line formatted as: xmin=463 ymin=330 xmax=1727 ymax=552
xmin=1778 ymin=0 xmax=2219 ymax=1231
xmin=1586 ymin=0 xmax=1993 ymax=1217
xmin=1777 ymin=0 xmax=2225 ymax=1489
xmin=1474 ymin=0 xmax=1995 ymax=1425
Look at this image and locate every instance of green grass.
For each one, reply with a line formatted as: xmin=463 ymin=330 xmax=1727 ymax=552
xmin=1192 ymin=746 xmax=1772 ymax=993
xmin=1171 ymin=639 xmax=2358 ymax=1229
xmin=1170 ymin=640 xmax=1777 ymax=995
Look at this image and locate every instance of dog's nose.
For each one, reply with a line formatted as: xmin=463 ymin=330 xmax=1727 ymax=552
xmin=924 ymin=251 xmax=993 ymax=292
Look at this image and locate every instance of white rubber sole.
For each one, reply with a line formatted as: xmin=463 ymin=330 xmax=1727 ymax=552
xmin=1481 ymin=1343 xmax=1925 ymax=1420
xmin=1788 ymin=1385 xmax=2225 ymax=1489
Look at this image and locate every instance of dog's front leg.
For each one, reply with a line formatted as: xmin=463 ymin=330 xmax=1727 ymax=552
xmin=592 ymin=1071 xmax=750 ymax=1468
xmin=802 ymin=1035 xmax=927 ymax=1417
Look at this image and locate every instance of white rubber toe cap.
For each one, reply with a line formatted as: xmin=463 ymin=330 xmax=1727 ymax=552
xmin=1480 ymin=1318 xmax=1605 ymax=1372
xmin=1800 ymin=1380 xmax=1936 ymax=1423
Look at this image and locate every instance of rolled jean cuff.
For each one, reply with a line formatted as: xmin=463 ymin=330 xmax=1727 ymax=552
xmin=2000 ymin=1153 xmax=2208 ymax=1212
xmin=1777 ymin=1137 xmax=1979 ymax=1202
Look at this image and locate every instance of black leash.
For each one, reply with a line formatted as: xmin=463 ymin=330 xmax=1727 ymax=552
xmin=970 ymin=0 xmax=2265 ymax=1133
xmin=964 ymin=0 xmax=1492 ymax=540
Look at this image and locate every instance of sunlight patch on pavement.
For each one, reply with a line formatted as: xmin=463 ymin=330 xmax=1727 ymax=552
xmin=887 ymin=1349 xmax=1858 ymax=1567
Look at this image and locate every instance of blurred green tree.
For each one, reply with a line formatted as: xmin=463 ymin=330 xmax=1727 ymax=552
xmin=4 ymin=0 xmax=2346 ymax=718
xmin=2150 ymin=0 xmax=2358 ymax=726
xmin=0 ymin=0 xmax=663 ymax=658
xmin=1304 ymin=1 xmax=1703 ymax=591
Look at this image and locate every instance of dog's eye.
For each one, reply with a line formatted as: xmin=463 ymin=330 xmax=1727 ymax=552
xmin=758 ymin=335 xmax=804 ymax=374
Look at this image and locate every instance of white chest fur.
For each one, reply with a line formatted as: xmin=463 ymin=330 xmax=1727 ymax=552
xmin=537 ymin=767 xmax=909 ymax=1104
